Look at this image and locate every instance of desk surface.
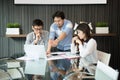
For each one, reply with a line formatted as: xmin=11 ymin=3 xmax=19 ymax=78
xmin=0 ymin=58 xmax=47 ymax=78
xmin=0 ymin=54 xmax=94 ymax=80
xmin=17 ymin=52 xmax=80 ymax=61
xmin=16 ymin=52 xmax=80 ymax=76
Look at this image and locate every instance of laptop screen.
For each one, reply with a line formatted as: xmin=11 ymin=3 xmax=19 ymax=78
xmin=24 ymin=45 xmax=46 ymax=59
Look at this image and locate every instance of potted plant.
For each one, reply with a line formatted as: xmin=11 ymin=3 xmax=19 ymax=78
xmin=6 ymin=23 xmax=20 ymax=35
xmin=95 ymin=22 xmax=109 ymax=33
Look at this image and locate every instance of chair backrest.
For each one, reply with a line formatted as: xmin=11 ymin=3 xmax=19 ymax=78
xmin=97 ymin=50 xmax=111 ymax=65
xmin=95 ymin=61 xmax=119 ymax=80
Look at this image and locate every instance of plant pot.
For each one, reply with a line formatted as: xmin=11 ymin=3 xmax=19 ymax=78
xmin=96 ymin=27 xmax=109 ymax=33
xmin=6 ymin=28 xmax=20 ymax=35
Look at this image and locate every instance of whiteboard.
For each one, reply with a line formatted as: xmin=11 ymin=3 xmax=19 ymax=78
xmin=14 ymin=0 xmax=107 ymax=4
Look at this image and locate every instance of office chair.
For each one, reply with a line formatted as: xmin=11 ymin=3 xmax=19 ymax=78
xmin=81 ymin=50 xmax=112 ymax=79
xmin=80 ymin=50 xmax=112 ymax=79
xmin=63 ymin=50 xmax=112 ymax=80
xmin=95 ymin=61 xmax=119 ymax=80
xmin=97 ymin=50 xmax=111 ymax=65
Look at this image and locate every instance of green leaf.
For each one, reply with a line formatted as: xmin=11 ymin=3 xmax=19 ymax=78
xmin=96 ymin=22 xmax=108 ymax=27
xmin=7 ymin=23 xmax=20 ymax=28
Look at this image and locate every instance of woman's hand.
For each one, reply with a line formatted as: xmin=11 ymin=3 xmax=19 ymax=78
xmin=72 ymin=36 xmax=78 ymax=43
xmin=72 ymin=36 xmax=82 ymax=45
xmin=75 ymin=39 xmax=82 ymax=45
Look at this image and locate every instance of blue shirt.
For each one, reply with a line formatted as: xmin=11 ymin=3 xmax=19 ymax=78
xmin=49 ymin=19 xmax=73 ymax=50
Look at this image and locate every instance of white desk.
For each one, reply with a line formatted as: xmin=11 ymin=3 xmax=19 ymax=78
xmin=17 ymin=52 xmax=80 ymax=61
xmin=17 ymin=52 xmax=80 ymax=76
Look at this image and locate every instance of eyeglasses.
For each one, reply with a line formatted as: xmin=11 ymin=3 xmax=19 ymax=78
xmin=34 ymin=28 xmax=42 ymax=31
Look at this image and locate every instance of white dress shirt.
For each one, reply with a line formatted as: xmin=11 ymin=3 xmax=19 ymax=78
xmin=71 ymin=38 xmax=98 ymax=67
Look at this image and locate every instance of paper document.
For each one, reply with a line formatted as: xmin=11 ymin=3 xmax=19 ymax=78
xmin=51 ymin=52 xmax=66 ymax=55
xmin=17 ymin=56 xmax=39 ymax=61
xmin=47 ymin=52 xmax=79 ymax=60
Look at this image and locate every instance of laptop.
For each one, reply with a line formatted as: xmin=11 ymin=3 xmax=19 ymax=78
xmin=24 ymin=45 xmax=46 ymax=60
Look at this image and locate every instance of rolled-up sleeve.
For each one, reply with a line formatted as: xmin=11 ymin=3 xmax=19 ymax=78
xmin=49 ymin=25 xmax=56 ymax=40
xmin=44 ymin=31 xmax=49 ymax=50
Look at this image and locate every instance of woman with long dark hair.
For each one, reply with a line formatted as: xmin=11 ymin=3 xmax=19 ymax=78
xmin=71 ymin=23 xmax=98 ymax=71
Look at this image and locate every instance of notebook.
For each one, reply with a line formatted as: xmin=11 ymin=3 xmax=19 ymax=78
xmin=24 ymin=45 xmax=46 ymax=60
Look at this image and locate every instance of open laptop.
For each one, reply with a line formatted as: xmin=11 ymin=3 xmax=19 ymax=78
xmin=24 ymin=45 xmax=46 ymax=60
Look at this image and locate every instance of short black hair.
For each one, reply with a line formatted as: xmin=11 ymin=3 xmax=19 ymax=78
xmin=32 ymin=19 xmax=43 ymax=27
xmin=52 ymin=11 xmax=65 ymax=19
xmin=76 ymin=23 xmax=91 ymax=39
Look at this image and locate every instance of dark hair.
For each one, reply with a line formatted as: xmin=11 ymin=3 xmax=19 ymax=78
xmin=32 ymin=19 xmax=43 ymax=27
xmin=76 ymin=23 xmax=91 ymax=39
xmin=52 ymin=11 xmax=65 ymax=19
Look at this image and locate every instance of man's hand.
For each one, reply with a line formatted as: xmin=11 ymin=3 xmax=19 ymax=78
xmin=34 ymin=33 xmax=41 ymax=45
xmin=36 ymin=33 xmax=41 ymax=41
xmin=46 ymin=50 xmax=51 ymax=56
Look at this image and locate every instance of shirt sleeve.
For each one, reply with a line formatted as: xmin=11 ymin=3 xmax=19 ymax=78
xmin=71 ymin=43 xmax=78 ymax=54
xmin=25 ymin=34 xmax=34 ymax=45
xmin=44 ymin=31 xmax=49 ymax=50
xmin=49 ymin=25 xmax=56 ymax=40
xmin=79 ymin=39 xmax=97 ymax=58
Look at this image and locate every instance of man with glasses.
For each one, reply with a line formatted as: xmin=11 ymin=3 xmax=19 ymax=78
xmin=25 ymin=19 xmax=49 ymax=80
xmin=25 ymin=19 xmax=49 ymax=48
